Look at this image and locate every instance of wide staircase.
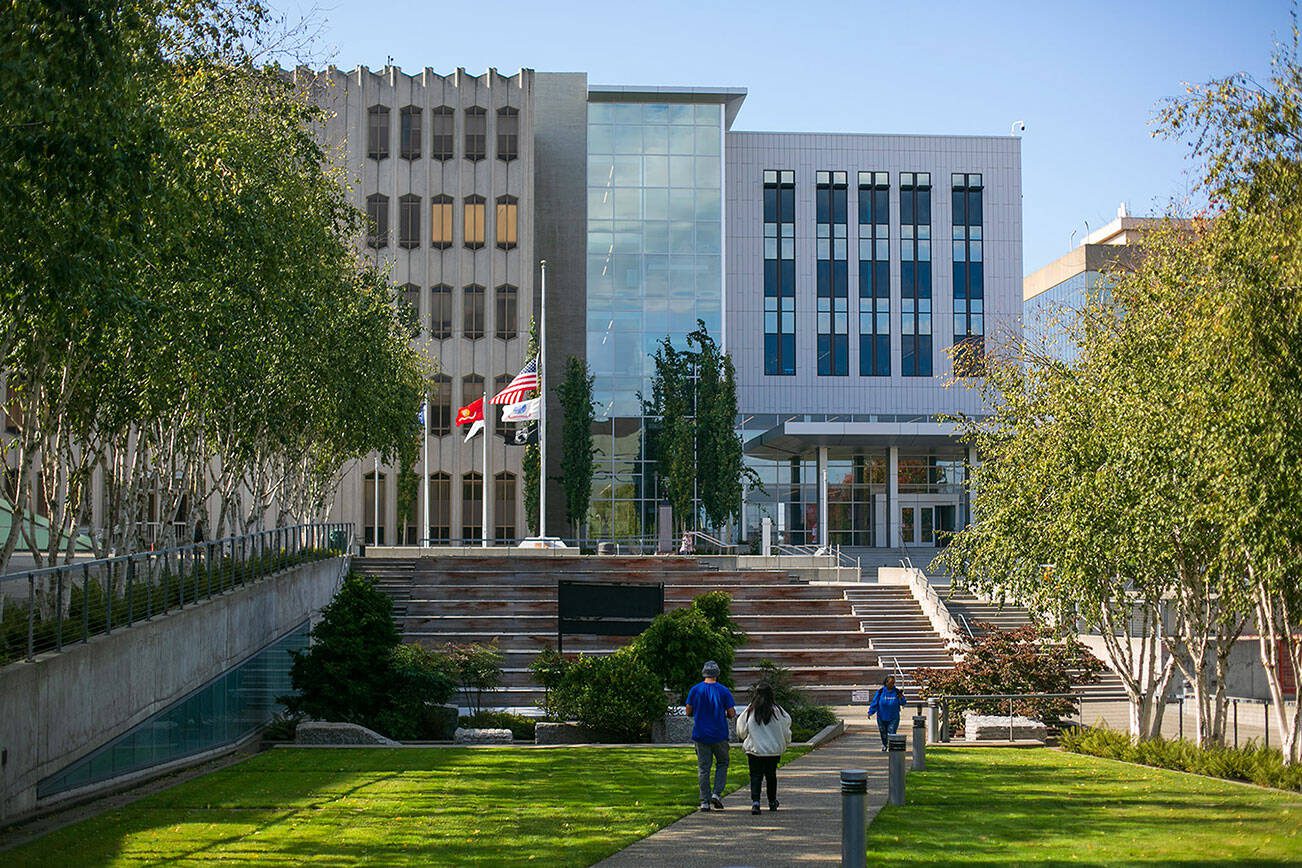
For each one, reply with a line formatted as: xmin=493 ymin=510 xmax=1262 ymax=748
xmin=842 ymin=585 xmax=955 ymax=694
xmin=352 ymin=556 xmax=903 ymax=709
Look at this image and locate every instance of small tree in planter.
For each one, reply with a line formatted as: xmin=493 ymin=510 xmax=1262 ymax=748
xmin=446 ymin=642 xmax=505 ymax=715
xmin=914 ymin=623 xmax=1103 ymax=733
xmin=635 ymin=593 xmax=745 ymax=701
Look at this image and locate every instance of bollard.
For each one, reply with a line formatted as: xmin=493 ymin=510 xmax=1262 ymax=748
xmin=925 ymin=699 xmax=939 ymax=744
xmin=840 ymin=769 xmax=868 ymax=868
xmin=912 ymin=715 xmax=926 ymax=770
xmin=887 ymin=734 xmax=907 ymax=806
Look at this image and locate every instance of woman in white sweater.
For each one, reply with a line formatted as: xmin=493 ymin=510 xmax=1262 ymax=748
xmin=735 ymin=682 xmax=793 ymax=815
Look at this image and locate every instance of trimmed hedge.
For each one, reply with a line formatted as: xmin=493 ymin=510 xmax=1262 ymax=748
xmin=1061 ymin=725 xmax=1302 ymax=791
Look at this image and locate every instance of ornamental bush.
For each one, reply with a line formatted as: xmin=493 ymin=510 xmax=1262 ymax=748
xmin=551 ymin=649 xmax=667 ymax=742
xmin=634 ymin=593 xmax=745 ymax=700
xmin=1061 ymin=725 xmax=1302 ymax=791
xmin=914 ymin=623 xmax=1102 ymax=731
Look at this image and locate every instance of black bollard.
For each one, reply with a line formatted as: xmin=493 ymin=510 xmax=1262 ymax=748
xmin=912 ymin=715 xmax=926 ymax=771
xmin=840 ymin=769 xmax=868 ymax=868
xmin=887 ymin=734 xmax=907 ymax=806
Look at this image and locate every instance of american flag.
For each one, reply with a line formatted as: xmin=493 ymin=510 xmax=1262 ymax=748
xmin=490 ymin=357 xmax=539 ymax=405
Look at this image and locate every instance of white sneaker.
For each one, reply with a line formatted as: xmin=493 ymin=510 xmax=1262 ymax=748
xmin=710 ymin=794 xmax=725 ymax=810
xmin=699 ymin=801 xmax=711 ymax=812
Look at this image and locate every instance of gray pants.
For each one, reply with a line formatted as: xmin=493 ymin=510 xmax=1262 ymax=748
xmin=695 ymin=741 xmax=730 ymax=801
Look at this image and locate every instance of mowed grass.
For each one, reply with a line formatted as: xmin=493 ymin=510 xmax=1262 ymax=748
xmin=9 ymin=745 xmax=806 ymax=867
xmin=865 ymin=747 xmax=1302 ymax=865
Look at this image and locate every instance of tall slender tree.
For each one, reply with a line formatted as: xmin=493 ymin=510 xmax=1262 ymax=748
xmin=557 ymin=356 xmax=595 ymax=539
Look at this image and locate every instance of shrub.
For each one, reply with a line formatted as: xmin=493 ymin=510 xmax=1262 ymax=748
xmin=529 ymin=647 xmax=570 ymax=719
xmin=445 ymin=642 xmax=504 ymax=715
xmin=753 ymin=659 xmax=838 ymax=742
xmin=460 ymin=711 xmax=537 ymax=741
xmin=915 ymin=623 xmax=1102 ymax=731
xmin=634 ymin=593 xmax=745 ymax=700
xmin=552 ymin=649 xmax=667 ymax=742
xmin=285 ymin=572 xmax=400 ymax=730
xmin=373 ymin=643 xmax=460 ymax=740
xmin=1061 ymin=725 xmax=1302 ymax=791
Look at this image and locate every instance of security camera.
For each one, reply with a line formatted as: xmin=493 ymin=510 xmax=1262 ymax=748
xmin=1011 ymin=120 xmax=1026 ymax=136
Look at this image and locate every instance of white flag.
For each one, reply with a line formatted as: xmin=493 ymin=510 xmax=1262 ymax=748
xmin=501 ymin=397 xmax=541 ymax=423
xmin=463 ymin=418 xmax=484 ymax=443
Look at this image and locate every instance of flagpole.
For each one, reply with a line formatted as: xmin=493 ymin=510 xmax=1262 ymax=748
xmin=539 ymin=259 xmax=547 ymax=539
xmin=482 ymin=388 xmax=489 ymax=549
xmin=421 ymin=398 xmax=429 ymax=548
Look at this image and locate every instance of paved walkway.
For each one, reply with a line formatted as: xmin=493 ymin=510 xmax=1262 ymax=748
xmin=596 ymin=730 xmax=890 ymax=867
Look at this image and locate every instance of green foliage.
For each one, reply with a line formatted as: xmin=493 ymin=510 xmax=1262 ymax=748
xmin=634 ymin=595 xmax=745 ymax=701
xmin=557 ymin=356 xmax=595 ymax=536
xmin=444 ymin=642 xmax=504 ymax=716
xmin=1062 ymin=725 xmax=1302 ymax=791
xmin=691 ymin=590 xmax=747 ymax=647
xmin=262 ymin=713 xmax=302 ymax=743
xmin=914 ymin=624 xmax=1102 ymax=729
xmin=754 ymin=659 xmax=837 ymax=742
xmin=373 ymin=644 xmax=460 ymax=740
xmin=551 ymin=649 xmax=668 ymax=742
xmin=644 ymin=322 xmax=758 ymax=534
xmin=460 ymin=711 xmax=537 ymax=741
xmin=286 ymin=573 xmax=400 ymax=728
xmin=529 ymin=647 xmax=570 ymax=719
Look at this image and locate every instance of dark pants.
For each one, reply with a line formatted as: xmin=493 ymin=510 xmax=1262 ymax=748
xmin=877 ymin=717 xmax=899 ymax=748
xmin=695 ymin=741 xmax=730 ymax=801
xmin=747 ymin=753 xmax=779 ymax=803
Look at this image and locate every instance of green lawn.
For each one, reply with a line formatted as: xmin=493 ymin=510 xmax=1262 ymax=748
xmin=865 ymin=747 xmax=1302 ymax=865
xmin=9 ymin=746 xmax=804 ymax=866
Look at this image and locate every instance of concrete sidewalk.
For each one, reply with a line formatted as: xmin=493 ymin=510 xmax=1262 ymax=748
xmin=595 ymin=730 xmax=890 ymax=867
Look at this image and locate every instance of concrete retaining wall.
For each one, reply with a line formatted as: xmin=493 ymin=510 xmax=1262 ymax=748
xmin=0 ymin=555 xmax=348 ymax=822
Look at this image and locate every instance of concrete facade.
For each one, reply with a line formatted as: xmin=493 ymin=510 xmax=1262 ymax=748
xmin=309 ymin=67 xmax=536 ymax=546
xmin=0 ymin=556 xmax=347 ymax=821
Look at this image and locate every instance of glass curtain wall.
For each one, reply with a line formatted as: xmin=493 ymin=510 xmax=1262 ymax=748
xmin=586 ymin=100 xmax=724 ymax=541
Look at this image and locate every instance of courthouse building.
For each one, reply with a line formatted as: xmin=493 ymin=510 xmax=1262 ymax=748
xmin=311 ymin=67 xmax=1022 ymax=551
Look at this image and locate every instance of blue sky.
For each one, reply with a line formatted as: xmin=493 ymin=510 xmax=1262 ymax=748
xmin=270 ymin=0 xmax=1294 ymax=274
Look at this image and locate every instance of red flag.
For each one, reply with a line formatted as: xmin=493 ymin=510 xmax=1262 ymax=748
xmin=455 ymin=397 xmax=484 ymax=427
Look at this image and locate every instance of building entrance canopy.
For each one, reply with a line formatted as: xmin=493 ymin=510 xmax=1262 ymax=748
xmin=743 ymin=417 xmax=971 ymax=459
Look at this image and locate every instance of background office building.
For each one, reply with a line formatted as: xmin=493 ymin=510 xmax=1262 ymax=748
xmin=312 ymin=67 xmax=1023 ymax=551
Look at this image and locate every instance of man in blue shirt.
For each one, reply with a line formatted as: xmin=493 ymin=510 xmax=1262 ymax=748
xmin=685 ymin=660 xmax=736 ymax=811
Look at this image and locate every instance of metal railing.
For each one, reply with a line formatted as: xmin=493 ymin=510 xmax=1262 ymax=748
xmin=684 ymin=530 xmax=740 ymax=554
xmin=0 ymin=522 xmax=353 ymax=665
xmin=954 ymin=612 xmax=976 ymax=641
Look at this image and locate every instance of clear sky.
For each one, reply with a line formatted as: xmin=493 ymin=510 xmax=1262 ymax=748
xmin=268 ymin=0 xmax=1294 ymax=275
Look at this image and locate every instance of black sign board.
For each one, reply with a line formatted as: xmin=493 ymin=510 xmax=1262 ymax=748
xmin=556 ymin=580 xmax=664 ymax=652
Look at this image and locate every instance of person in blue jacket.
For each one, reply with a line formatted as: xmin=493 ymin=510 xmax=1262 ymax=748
xmin=866 ymin=675 xmax=907 ymax=752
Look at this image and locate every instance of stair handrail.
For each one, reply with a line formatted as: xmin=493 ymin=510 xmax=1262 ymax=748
xmin=955 ymin=611 xmax=976 ymax=641
xmin=902 ymin=566 xmax=966 ymax=649
xmin=684 ymin=530 xmax=739 ymax=553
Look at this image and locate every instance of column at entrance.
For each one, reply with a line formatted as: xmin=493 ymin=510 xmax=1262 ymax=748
xmin=888 ymin=446 xmax=900 ymax=548
xmin=817 ymin=446 xmax=829 ymax=551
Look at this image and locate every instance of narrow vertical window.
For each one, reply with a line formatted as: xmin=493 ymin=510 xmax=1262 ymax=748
xmin=430 ymin=374 xmax=451 ymax=435
xmin=463 ymin=285 xmax=485 ymax=339
xmin=430 ymin=195 xmax=453 ymax=249
xmin=858 ymin=172 xmax=891 ymax=376
xmin=399 ymin=105 xmax=421 ymax=160
xmin=430 ymin=284 xmax=452 ymax=339
xmin=951 ymin=172 xmax=985 ymax=376
xmin=398 ymin=194 xmax=421 ymax=249
xmin=464 ymin=195 xmax=486 ymax=248
xmin=431 ymin=107 xmax=454 ymax=160
xmin=763 ymin=169 xmax=796 ymax=376
xmin=816 ymin=171 xmax=849 ymax=376
xmin=494 ymin=472 xmax=517 ymax=542
xmin=495 ymin=195 xmax=518 ymax=249
xmin=464 ymin=107 xmax=486 ymax=161
xmin=461 ymin=472 xmax=482 ymax=543
xmin=461 ymin=374 xmax=484 ymax=409
xmin=365 ymin=194 xmax=388 ymax=248
xmin=900 ymin=172 xmax=932 ymax=377
xmin=497 ymin=106 xmax=519 ymax=161
xmin=428 ymin=472 xmax=450 ymax=542
xmin=398 ymin=283 xmax=420 ymax=337
xmin=367 ymin=105 xmax=389 ymax=159
xmin=495 ymin=284 xmax=518 ymax=340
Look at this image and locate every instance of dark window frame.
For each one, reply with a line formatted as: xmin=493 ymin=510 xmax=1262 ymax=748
xmin=398 ymin=194 xmax=421 ymax=249
xmin=816 ymin=171 xmax=850 ymax=377
xmin=430 ymin=284 xmax=453 ymax=339
xmin=495 ymin=194 xmax=518 ymax=250
xmin=899 ymin=172 xmax=933 ymax=378
xmin=858 ymin=171 xmax=891 ymax=377
xmin=367 ymin=105 xmax=390 ymax=159
xmin=399 ymin=105 xmax=421 ymax=160
xmin=763 ymin=169 xmax=797 ymax=376
xmin=464 ymin=106 xmax=487 ymax=162
xmin=431 ymin=106 xmax=455 ymax=160
xmin=951 ymin=172 xmax=985 ymax=376
xmin=496 ymin=106 xmax=519 ymax=162
xmin=495 ymin=284 xmax=518 ymax=340
xmin=464 ymin=194 xmax=486 ymax=249
xmin=463 ymin=284 xmax=486 ymax=340
xmin=365 ymin=193 xmax=389 ymax=248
